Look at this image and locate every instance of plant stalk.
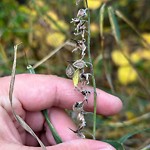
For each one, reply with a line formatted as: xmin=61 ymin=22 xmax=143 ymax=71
xmin=85 ymin=0 xmax=97 ymax=139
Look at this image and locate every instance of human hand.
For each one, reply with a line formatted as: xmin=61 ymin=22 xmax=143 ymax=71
xmin=0 ymin=74 xmax=122 ymax=150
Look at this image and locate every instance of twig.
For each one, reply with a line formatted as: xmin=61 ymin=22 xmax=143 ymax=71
xmin=33 ymin=40 xmax=75 ymax=69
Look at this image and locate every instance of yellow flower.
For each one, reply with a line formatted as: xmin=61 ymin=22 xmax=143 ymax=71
xmin=87 ymin=0 xmax=102 ymax=10
xmin=131 ymin=49 xmax=150 ymax=61
xmin=46 ymin=11 xmax=69 ymax=32
xmin=35 ymin=0 xmax=44 ymax=7
xmin=47 ymin=11 xmax=58 ymax=21
xmin=142 ymin=33 xmax=150 ymax=44
xmin=142 ymin=50 xmax=150 ymax=60
xmin=130 ymin=51 xmax=141 ymax=63
xmin=125 ymin=111 xmax=135 ymax=120
xmin=51 ymin=20 xmax=69 ymax=32
xmin=111 ymin=50 xmax=129 ymax=66
xmin=46 ymin=32 xmax=66 ymax=47
xmin=90 ymin=23 xmax=99 ymax=36
xmin=118 ymin=66 xmax=137 ymax=85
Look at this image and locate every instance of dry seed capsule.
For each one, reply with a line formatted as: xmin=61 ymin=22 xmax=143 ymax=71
xmin=73 ymin=101 xmax=84 ymax=113
xmin=77 ymin=9 xmax=87 ymax=18
xmin=69 ymin=128 xmax=85 ymax=138
xmin=66 ymin=64 xmax=75 ymax=78
xmin=73 ymin=59 xmax=87 ymax=69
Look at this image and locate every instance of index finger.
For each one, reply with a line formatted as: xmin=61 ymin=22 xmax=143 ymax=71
xmin=1 ymin=74 xmax=122 ymax=115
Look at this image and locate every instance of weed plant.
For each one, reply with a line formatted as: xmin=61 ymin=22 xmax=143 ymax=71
xmin=1 ymin=0 xmax=150 ymax=149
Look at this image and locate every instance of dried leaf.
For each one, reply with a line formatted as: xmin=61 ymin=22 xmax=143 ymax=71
xmin=9 ymin=45 xmax=18 ymax=105
xmin=15 ymin=114 xmax=46 ymax=150
xmin=9 ymin=44 xmax=46 ymax=150
xmin=73 ymin=69 xmax=80 ymax=87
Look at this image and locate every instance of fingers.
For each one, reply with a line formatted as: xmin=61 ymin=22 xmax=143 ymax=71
xmin=25 ymin=107 xmax=79 ymax=146
xmin=25 ymin=111 xmax=45 ymax=132
xmin=43 ymin=107 xmax=79 ymax=145
xmin=1 ymin=139 xmax=115 ymax=150
xmin=1 ymin=74 xmax=122 ymax=115
xmin=48 ymin=139 xmax=116 ymax=150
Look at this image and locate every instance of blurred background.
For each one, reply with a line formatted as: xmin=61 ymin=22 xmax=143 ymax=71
xmin=0 ymin=0 xmax=150 ymax=149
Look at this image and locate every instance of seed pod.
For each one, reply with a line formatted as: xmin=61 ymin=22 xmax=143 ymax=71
xmin=77 ymin=9 xmax=87 ymax=18
xmin=80 ymin=72 xmax=91 ymax=84
xmin=73 ymin=59 xmax=87 ymax=69
xmin=66 ymin=64 xmax=75 ymax=78
xmin=73 ymin=101 xmax=84 ymax=113
xmin=77 ymin=130 xmax=85 ymax=138
xmin=69 ymin=128 xmax=85 ymax=138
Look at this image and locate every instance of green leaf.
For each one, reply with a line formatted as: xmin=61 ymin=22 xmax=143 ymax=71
xmin=73 ymin=69 xmax=80 ymax=87
xmin=103 ymin=140 xmax=125 ymax=150
xmin=42 ymin=110 xmax=62 ymax=144
xmin=99 ymin=3 xmax=106 ymax=38
xmin=108 ymin=6 xmax=121 ymax=44
xmin=118 ymin=128 xmax=150 ymax=143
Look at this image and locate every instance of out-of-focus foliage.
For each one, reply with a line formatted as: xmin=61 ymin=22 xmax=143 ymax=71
xmin=0 ymin=0 xmax=150 ymax=149
xmin=87 ymin=0 xmax=103 ymax=10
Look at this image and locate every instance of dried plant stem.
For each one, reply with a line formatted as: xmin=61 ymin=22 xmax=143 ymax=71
xmin=85 ymin=0 xmax=97 ymax=139
xmin=33 ymin=40 xmax=75 ymax=69
xmin=108 ymin=112 xmax=150 ymax=128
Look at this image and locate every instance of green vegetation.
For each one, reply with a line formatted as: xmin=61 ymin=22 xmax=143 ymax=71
xmin=1 ymin=0 xmax=150 ymax=149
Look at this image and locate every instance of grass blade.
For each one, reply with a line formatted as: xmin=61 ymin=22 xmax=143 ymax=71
xmin=118 ymin=128 xmax=150 ymax=144
xmin=103 ymin=140 xmax=125 ymax=150
xmin=9 ymin=44 xmax=46 ymax=150
xmin=42 ymin=110 xmax=62 ymax=143
xmin=99 ymin=3 xmax=106 ymax=39
xmin=108 ymin=6 xmax=121 ymax=44
xmin=115 ymin=9 xmax=150 ymax=49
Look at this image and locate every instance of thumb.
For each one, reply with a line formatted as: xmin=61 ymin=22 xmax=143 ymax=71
xmin=1 ymin=139 xmax=115 ymax=150
xmin=48 ymin=139 xmax=115 ymax=150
